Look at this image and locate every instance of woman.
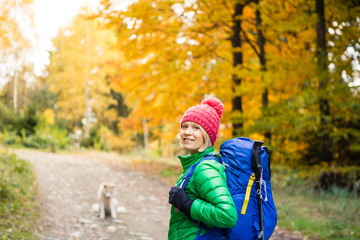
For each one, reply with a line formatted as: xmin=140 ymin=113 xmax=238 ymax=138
xmin=168 ymin=96 xmax=237 ymax=240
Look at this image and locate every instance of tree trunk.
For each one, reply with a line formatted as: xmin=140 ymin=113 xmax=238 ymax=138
xmin=142 ymin=118 xmax=149 ymax=150
xmin=13 ymin=70 xmax=18 ymax=113
xmin=231 ymin=3 xmax=245 ymax=137
xmin=316 ymin=0 xmax=333 ymax=163
xmin=71 ymin=67 xmax=77 ymax=128
xmin=255 ymin=0 xmax=271 ymax=144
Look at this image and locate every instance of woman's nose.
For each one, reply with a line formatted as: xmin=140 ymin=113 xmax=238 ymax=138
xmin=183 ymin=128 xmax=192 ymax=134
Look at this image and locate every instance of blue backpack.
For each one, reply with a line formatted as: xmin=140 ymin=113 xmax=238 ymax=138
xmin=179 ymin=137 xmax=277 ymax=240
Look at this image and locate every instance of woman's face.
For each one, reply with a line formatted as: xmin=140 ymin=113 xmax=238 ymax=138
xmin=180 ymin=121 xmax=204 ymax=154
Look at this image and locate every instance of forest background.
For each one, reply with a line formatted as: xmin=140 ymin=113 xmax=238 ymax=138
xmin=0 ymin=0 xmax=360 ymax=238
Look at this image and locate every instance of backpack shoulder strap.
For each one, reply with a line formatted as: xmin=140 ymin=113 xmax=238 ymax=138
xmin=202 ymin=154 xmax=220 ymax=163
xmin=178 ymin=154 xmax=219 ymax=189
xmin=177 ymin=160 xmax=203 ymax=189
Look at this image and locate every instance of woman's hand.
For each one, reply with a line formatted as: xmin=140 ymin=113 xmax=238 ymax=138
xmin=168 ymin=186 xmax=194 ymax=216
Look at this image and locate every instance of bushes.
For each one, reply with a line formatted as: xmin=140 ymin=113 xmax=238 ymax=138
xmin=0 ymin=131 xmax=21 ymax=146
xmin=0 ymin=152 xmax=38 ymax=239
xmin=317 ymin=167 xmax=360 ymax=194
xmin=1 ymin=128 xmax=70 ymax=151
xmin=0 ymin=107 xmax=135 ymax=153
xmin=0 ymin=107 xmax=70 ymax=151
xmin=0 ymin=102 xmax=16 ymax=131
xmin=81 ymin=125 xmax=135 ymax=153
xmin=273 ymin=164 xmax=360 ymax=195
xmin=32 ymin=116 xmax=70 ymax=150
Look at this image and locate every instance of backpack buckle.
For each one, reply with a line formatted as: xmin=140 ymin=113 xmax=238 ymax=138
xmin=222 ymin=162 xmax=229 ymax=170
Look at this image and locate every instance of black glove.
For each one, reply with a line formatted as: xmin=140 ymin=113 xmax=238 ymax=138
xmin=168 ymin=186 xmax=194 ymax=216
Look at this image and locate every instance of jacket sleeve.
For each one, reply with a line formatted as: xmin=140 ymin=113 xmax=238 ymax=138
xmin=189 ymin=160 xmax=237 ymax=228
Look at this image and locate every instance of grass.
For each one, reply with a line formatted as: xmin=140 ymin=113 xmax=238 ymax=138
xmin=272 ymin=166 xmax=360 ymax=240
xmin=0 ymin=151 xmax=38 ymax=240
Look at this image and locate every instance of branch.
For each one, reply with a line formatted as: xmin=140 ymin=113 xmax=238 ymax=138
xmin=240 ymin=28 xmax=260 ymax=57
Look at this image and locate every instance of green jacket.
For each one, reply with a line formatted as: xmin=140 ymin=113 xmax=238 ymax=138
xmin=168 ymin=147 xmax=237 ymax=240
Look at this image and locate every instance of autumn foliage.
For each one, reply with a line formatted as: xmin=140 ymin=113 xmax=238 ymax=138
xmin=92 ymin=0 xmax=360 ymax=166
xmin=1 ymin=0 xmax=360 ymax=166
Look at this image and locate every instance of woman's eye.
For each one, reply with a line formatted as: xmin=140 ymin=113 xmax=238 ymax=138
xmin=194 ymin=126 xmax=200 ymax=130
xmin=181 ymin=126 xmax=188 ymax=129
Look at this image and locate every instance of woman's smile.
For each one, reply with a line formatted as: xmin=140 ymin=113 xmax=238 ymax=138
xmin=183 ymin=137 xmax=194 ymax=143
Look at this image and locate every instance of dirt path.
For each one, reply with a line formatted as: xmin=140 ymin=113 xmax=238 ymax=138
xmin=13 ymin=149 xmax=304 ymax=240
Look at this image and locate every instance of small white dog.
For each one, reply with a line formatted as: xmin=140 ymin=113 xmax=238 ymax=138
xmin=97 ymin=182 xmax=118 ymax=219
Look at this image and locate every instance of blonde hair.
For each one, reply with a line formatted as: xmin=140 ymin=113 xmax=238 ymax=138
xmin=198 ymin=125 xmax=213 ymax=152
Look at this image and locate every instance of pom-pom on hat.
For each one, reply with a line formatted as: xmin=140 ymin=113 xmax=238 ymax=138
xmin=180 ymin=96 xmax=224 ymax=145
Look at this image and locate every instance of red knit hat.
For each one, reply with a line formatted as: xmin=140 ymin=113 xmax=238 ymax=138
xmin=180 ymin=96 xmax=224 ymax=145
